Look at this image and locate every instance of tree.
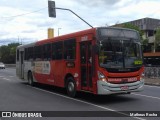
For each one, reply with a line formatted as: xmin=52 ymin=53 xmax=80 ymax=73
xmin=155 ymin=28 xmax=160 ymax=52
xmin=0 ymin=45 xmax=10 ymax=63
xmin=0 ymin=43 xmax=20 ymax=64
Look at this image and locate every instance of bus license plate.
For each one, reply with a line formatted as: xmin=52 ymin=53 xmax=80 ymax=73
xmin=121 ymin=86 xmax=128 ymax=90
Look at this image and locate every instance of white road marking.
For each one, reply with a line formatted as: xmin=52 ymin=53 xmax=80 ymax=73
xmin=2 ymin=78 xmax=11 ymax=81
xmin=132 ymin=93 xmax=160 ymax=100
xmin=145 ymin=85 xmax=160 ymax=89
xmin=28 ymin=85 xmax=145 ymax=120
xmin=9 ymin=76 xmax=15 ymax=77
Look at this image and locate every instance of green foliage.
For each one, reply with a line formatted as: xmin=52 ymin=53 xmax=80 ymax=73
xmin=155 ymin=28 xmax=160 ymax=51
xmin=143 ymin=38 xmax=149 ymax=45
xmin=123 ymin=23 xmax=143 ymax=35
xmin=0 ymin=43 xmax=20 ymax=64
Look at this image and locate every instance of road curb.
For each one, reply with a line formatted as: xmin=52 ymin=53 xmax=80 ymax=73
xmin=145 ymin=83 xmax=160 ymax=87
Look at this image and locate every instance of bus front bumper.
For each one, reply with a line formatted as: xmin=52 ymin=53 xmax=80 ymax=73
xmin=97 ymin=78 xmax=144 ymax=95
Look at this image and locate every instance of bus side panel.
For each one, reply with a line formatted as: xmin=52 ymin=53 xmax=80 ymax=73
xmin=33 ymin=61 xmax=52 ymax=84
xmin=31 ymin=60 xmax=65 ymax=87
xmin=23 ymin=61 xmax=33 ymax=81
xmin=34 ymin=73 xmax=44 ymax=83
xmin=51 ymin=60 xmax=65 ymax=87
xmin=33 ymin=73 xmax=51 ymax=84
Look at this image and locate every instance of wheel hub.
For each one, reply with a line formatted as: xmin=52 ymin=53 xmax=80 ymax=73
xmin=68 ymin=82 xmax=74 ymax=92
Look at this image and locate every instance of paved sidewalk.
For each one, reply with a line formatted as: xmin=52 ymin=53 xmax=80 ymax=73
xmin=144 ymin=77 xmax=160 ymax=86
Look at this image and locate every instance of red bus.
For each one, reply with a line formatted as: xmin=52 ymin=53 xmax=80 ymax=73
xmin=16 ymin=27 xmax=144 ymax=97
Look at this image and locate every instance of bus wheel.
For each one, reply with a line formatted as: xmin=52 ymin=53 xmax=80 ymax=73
xmin=28 ymin=72 xmax=34 ymax=86
xmin=66 ymin=77 xmax=76 ymax=97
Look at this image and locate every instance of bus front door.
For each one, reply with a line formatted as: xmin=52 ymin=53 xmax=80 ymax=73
xmin=80 ymin=41 xmax=93 ymax=91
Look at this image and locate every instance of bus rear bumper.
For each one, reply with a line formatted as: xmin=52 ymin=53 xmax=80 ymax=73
xmin=97 ymin=79 xmax=144 ymax=95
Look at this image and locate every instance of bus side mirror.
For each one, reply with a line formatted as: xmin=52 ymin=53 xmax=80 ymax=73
xmin=92 ymin=45 xmax=99 ymax=54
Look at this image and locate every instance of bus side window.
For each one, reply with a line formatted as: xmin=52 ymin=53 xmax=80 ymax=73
xmin=29 ymin=47 xmax=34 ymax=60
xmin=64 ymin=39 xmax=76 ymax=60
xmin=43 ymin=43 xmax=51 ymax=60
xmin=25 ymin=47 xmax=33 ymax=61
xmin=52 ymin=43 xmax=56 ymax=60
xmin=52 ymin=41 xmax=63 ymax=60
xmin=47 ymin=44 xmax=51 ymax=60
xmin=34 ymin=46 xmax=42 ymax=61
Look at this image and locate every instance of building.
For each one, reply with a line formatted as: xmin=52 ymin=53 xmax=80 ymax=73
xmin=114 ymin=18 xmax=160 ymax=49
xmin=143 ymin=52 xmax=160 ymax=66
xmin=113 ymin=18 xmax=160 ymax=67
xmin=127 ymin=17 xmax=160 ymax=43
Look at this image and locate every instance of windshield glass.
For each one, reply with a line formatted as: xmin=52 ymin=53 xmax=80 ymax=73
xmin=99 ymin=38 xmax=143 ymax=70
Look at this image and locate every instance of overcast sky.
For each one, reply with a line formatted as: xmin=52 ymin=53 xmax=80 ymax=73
xmin=0 ymin=0 xmax=160 ymax=45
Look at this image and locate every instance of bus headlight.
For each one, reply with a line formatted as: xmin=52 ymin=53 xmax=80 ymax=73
xmin=98 ymin=71 xmax=107 ymax=82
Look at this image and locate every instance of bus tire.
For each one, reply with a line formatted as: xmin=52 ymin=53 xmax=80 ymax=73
xmin=28 ymin=72 xmax=34 ymax=86
xmin=66 ymin=77 xmax=76 ymax=97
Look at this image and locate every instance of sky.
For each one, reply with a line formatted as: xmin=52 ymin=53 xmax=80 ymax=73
xmin=0 ymin=0 xmax=160 ymax=45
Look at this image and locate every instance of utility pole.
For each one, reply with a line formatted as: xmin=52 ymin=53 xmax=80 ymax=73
xmin=18 ymin=36 xmax=19 ymax=44
xmin=58 ymin=28 xmax=61 ymax=36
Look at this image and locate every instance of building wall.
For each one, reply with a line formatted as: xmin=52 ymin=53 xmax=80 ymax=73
xmin=128 ymin=18 xmax=160 ymax=44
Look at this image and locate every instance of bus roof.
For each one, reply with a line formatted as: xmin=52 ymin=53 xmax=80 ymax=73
xmin=17 ymin=42 xmax=36 ymax=49
xmin=17 ymin=27 xmax=139 ymax=48
xmin=36 ymin=27 xmax=96 ymax=45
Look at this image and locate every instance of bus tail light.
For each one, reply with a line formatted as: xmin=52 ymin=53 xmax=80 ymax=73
xmin=98 ymin=71 xmax=107 ymax=82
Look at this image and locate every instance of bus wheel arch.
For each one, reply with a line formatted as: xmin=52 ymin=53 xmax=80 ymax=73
xmin=28 ymin=71 xmax=34 ymax=86
xmin=65 ymin=74 xmax=76 ymax=97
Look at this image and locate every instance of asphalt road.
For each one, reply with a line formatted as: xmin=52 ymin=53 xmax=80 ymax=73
xmin=0 ymin=68 xmax=160 ymax=120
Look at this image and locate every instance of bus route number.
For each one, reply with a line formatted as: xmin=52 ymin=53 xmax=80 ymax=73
xmin=81 ymin=36 xmax=88 ymax=41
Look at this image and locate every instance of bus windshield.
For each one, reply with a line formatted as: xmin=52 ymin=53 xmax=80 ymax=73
xmin=99 ymin=38 xmax=143 ymax=72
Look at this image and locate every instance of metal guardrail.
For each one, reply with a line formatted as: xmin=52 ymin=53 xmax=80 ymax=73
xmin=144 ymin=67 xmax=160 ymax=78
xmin=5 ymin=64 xmax=16 ymax=68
